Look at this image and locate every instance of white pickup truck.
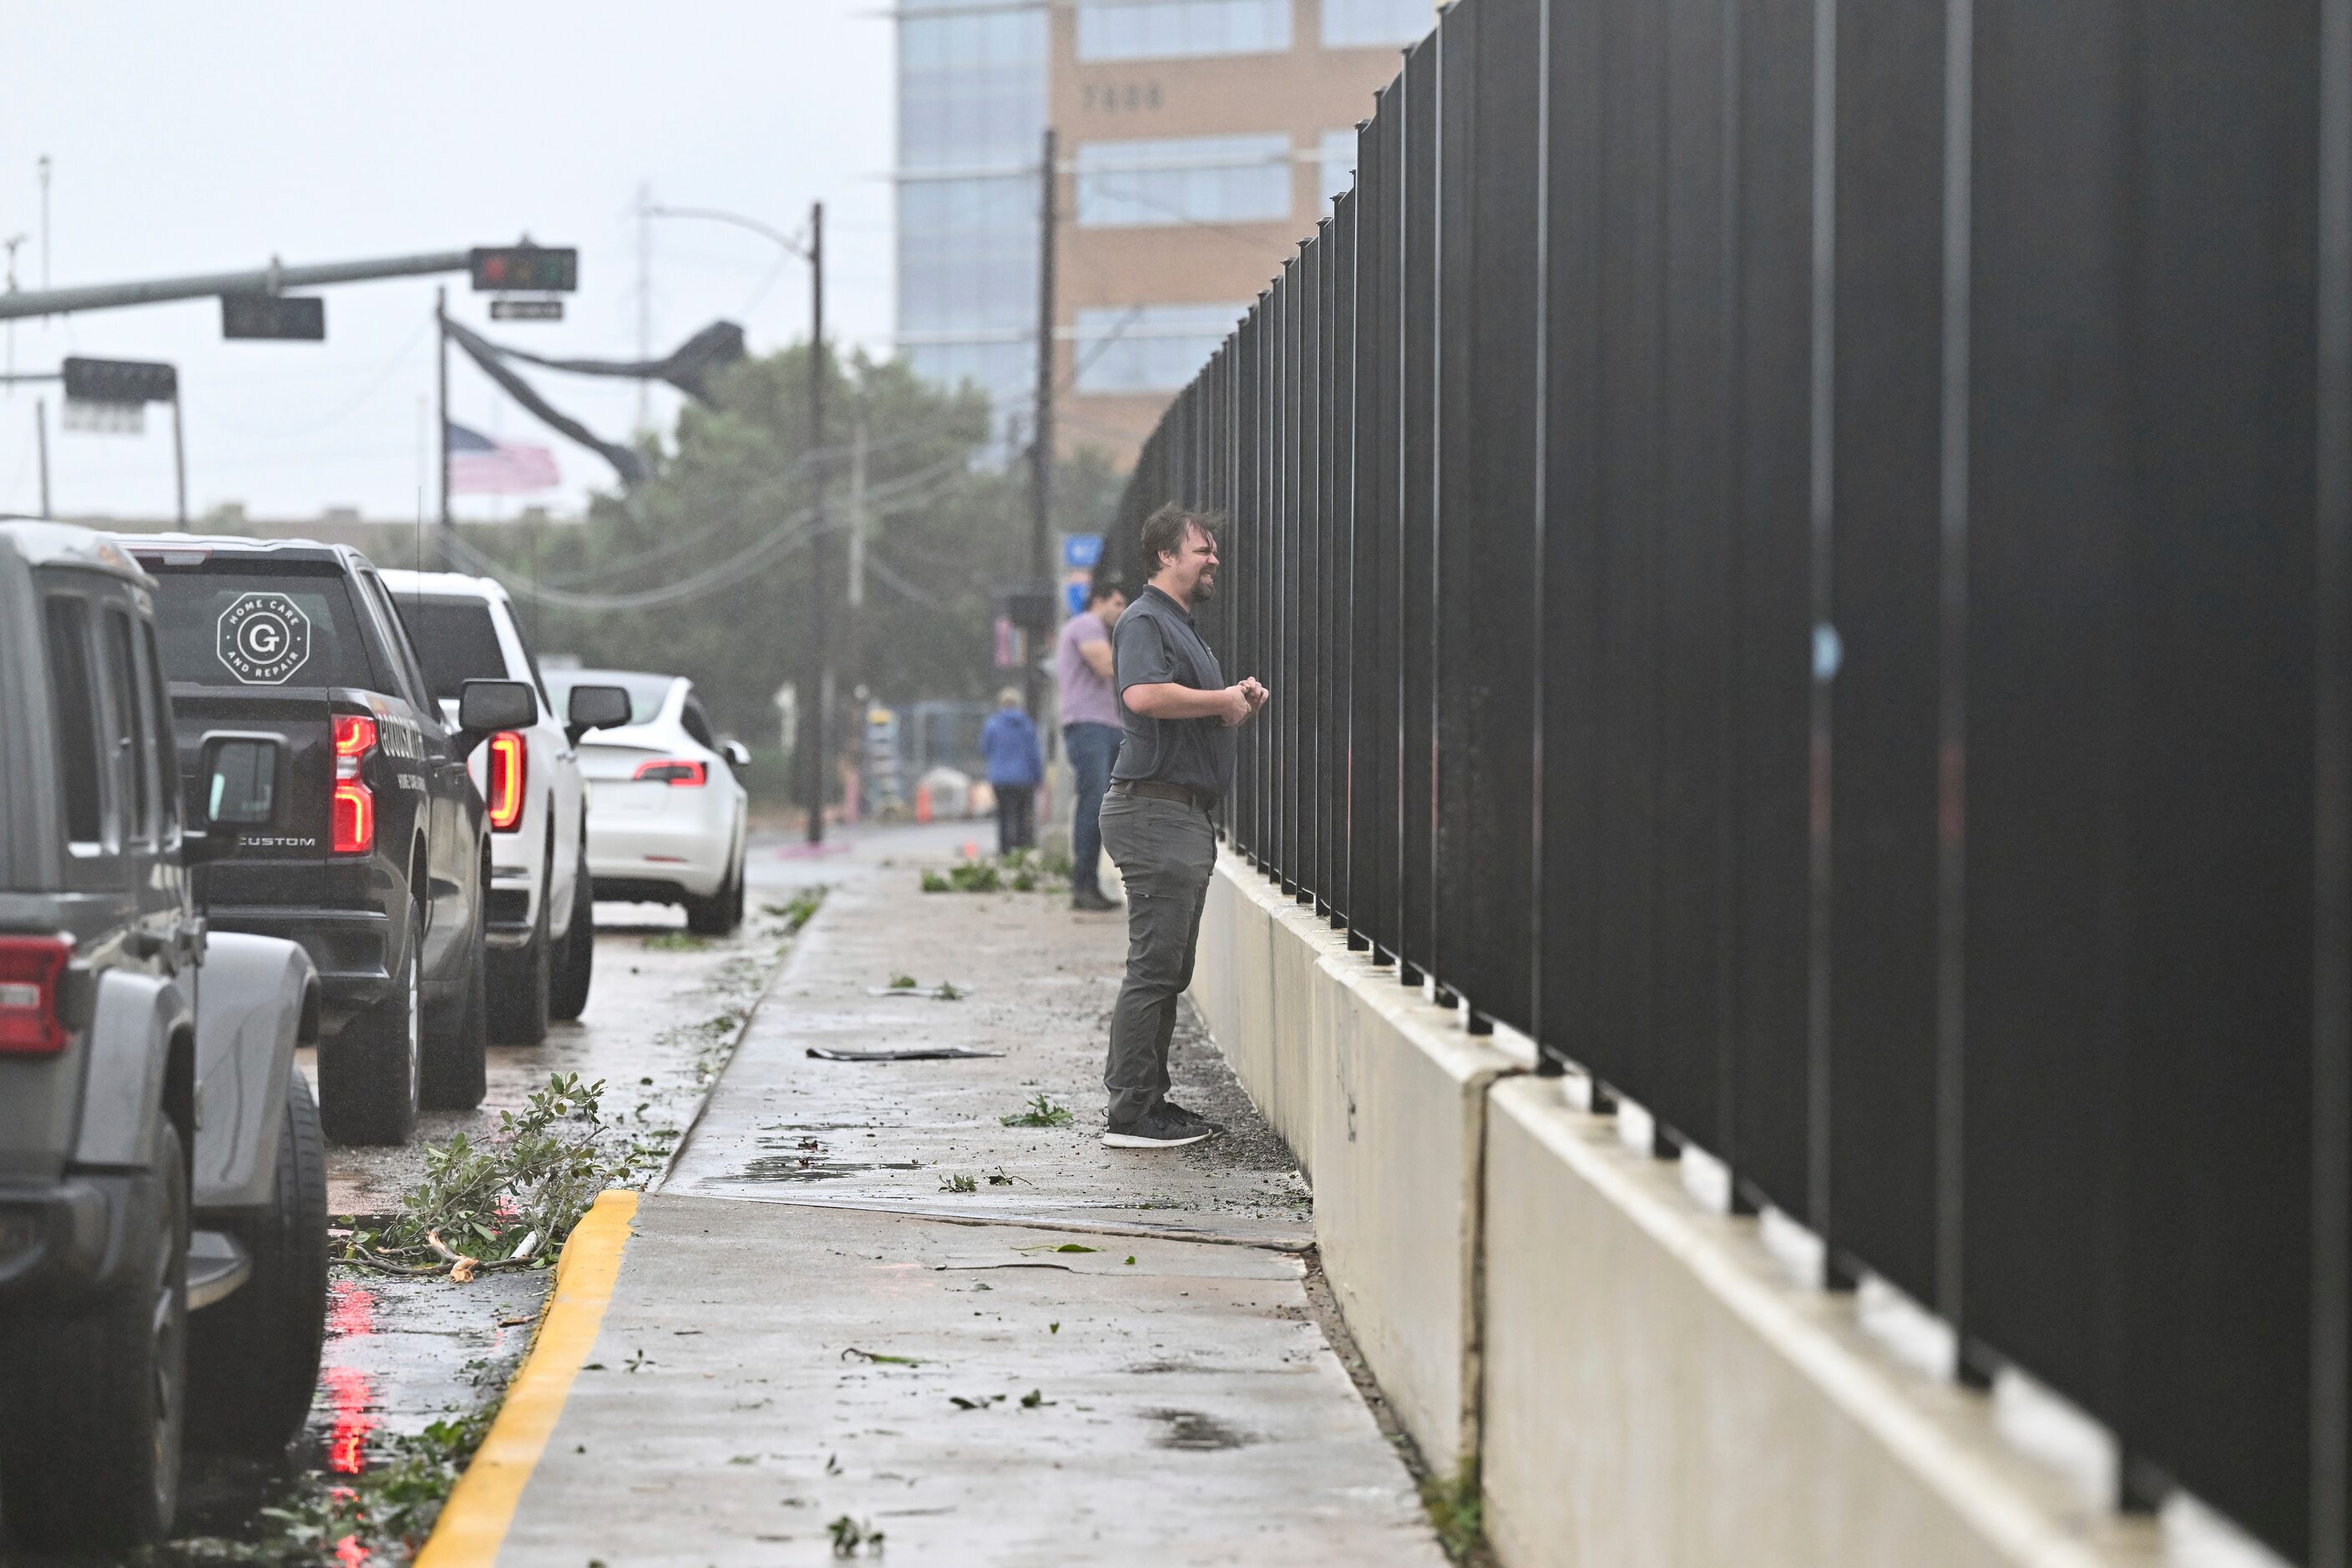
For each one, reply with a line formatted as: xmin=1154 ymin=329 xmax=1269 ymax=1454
xmin=381 ymin=570 xmax=630 ymax=1041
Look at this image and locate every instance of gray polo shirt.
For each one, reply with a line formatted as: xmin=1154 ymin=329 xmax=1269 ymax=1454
xmin=1110 ymin=584 xmax=1233 ymax=799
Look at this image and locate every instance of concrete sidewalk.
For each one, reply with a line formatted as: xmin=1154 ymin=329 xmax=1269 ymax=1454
xmin=492 ymin=857 xmax=1445 ymax=1565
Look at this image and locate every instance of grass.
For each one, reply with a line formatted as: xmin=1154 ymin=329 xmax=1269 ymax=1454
xmin=764 ymin=891 xmax=823 ymax=932
xmin=888 ymin=973 xmax=918 ymax=989
xmin=643 ymin=930 xmax=711 ymax=952
xmin=939 ymin=1173 xmax=978 ymax=1193
xmin=1419 ymin=1459 xmax=1489 ymax=1565
xmin=999 ymin=1094 xmax=1074 ymax=1129
xmin=919 ymin=847 xmax=1074 ymax=896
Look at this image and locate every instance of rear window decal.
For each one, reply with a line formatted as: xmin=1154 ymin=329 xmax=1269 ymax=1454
xmin=216 ymin=592 xmax=312 ymax=684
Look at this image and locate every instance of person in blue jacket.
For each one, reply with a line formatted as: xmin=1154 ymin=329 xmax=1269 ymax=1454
xmin=980 ymin=686 xmax=1044 ymax=854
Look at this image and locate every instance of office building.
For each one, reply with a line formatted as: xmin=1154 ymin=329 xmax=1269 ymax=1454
xmin=894 ymin=1 xmax=1435 ymax=463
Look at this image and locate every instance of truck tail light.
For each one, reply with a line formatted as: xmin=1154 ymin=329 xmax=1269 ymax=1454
xmin=487 ymin=731 xmax=527 ymax=832
xmin=0 ymin=936 xmax=74 ymax=1055
xmin=332 ymin=712 xmax=377 ymax=857
xmin=631 ymin=758 xmax=706 ymax=787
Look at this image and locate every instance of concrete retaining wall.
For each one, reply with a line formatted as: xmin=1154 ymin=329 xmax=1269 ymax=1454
xmin=1191 ymin=859 xmax=1517 ymax=1474
xmin=1188 ymin=853 xmax=2172 ymax=1568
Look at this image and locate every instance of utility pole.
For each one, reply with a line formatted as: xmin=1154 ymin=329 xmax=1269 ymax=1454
xmin=1027 ymin=128 xmax=1059 ymax=723
xmin=797 ymin=201 xmax=830 ymax=846
xmin=37 ymin=156 xmax=50 ymax=296
xmin=436 ymin=286 xmax=453 ymax=555
xmin=847 ymin=414 xmax=867 ymax=614
xmin=34 ymin=398 xmax=48 ymax=517
xmin=3 ymin=234 xmax=22 ymax=389
xmin=170 ymin=388 xmax=186 ymax=526
xmin=635 ymin=180 xmax=652 ymax=433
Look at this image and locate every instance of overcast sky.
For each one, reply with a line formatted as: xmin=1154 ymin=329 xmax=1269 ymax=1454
xmin=3 ymin=3 xmax=896 ymax=524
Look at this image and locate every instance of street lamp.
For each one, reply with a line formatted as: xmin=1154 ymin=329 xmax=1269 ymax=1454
xmin=648 ymin=202 xmax=832 ymax=847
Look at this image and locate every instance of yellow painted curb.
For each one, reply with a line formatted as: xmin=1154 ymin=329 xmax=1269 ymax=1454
xmin=414 ymin=1188 xmax=640 ymax=1568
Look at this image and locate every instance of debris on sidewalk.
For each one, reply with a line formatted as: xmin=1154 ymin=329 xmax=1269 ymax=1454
xmin=807 ymin=1045 xmax=1003 ymax=1062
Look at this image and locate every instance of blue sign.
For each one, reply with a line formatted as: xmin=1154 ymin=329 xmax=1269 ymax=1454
xmin=1065 ymin=582 xmax=1090 ymax=617
xmin=1062 ymin=534 xmax=1104 ymax=569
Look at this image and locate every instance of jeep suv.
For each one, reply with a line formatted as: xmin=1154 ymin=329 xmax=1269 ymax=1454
xmin=0 ymin=521 xmax=330 ymax=1550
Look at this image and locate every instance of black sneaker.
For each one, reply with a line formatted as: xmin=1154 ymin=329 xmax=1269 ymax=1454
xmin=1070 ymin=888 xmax=1118 ymax=913
xmin=1159 ymin=1100 xmax=1215 ymax=1131
xmin=1102 ymin=1107 xmax=1213 ymax=1149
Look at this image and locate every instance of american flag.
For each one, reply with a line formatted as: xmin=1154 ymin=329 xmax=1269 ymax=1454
xmin=447 ymin=422 xmax=560 ymax=495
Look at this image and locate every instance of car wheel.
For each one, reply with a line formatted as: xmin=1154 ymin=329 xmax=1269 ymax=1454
xmin=188 ymin=1072 xmax=328 ymax=1456
xmin=549 ymin=847 xmax=595 ymax=1022
xmin=424 ymin=878 xmax=491 ymax=1109
xmin=684 ymin=857 xmax=740 ymax=937
xmin=320 ymin=899 xmax=422 ymax=1145
xmin=488 ymin=876 xmax=552 ymax=1046
xmin=0 ymin=1120 xmax=189 ymax=1550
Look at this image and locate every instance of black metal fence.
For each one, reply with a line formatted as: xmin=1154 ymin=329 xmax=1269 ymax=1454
xmin=1105 ymin=0 xmax=2349 ymax=1560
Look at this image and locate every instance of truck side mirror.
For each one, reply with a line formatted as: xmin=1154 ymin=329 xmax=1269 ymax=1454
xmin=186 ymin=731 xmax=284 ymax=863
xmin=565 ymin=684 xmax=632 ymax=746
xmin=458 ymin=680 xmax=538 ymax=750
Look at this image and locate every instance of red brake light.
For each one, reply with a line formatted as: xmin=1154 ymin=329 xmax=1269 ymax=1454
xmin=487 ymin=731 xmax=527 ymax=832
xmin=0 ymin=936 xmax=74 ymax=1055
xmin=632 ymin=759 xmax=707 ymax=787
xmin=331 ymin=711 xmax=377 ymax=857
xmin=333 ymin=715 xmax=377 ymax=757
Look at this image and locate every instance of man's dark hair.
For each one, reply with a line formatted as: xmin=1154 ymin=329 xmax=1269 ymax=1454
xmin=1088 ymin=574 xmax=1128 ymax=607
xmin=1141 ymin=503 xmax=1221 ymax=574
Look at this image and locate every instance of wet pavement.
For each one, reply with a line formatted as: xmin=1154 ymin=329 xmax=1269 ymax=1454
xmin=491 ymin=831 xmax=1444 ymax=1566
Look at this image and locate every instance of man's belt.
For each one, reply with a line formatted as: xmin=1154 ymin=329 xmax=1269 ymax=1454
xmin=1110 ymin=779 xmax=1216 ymax=812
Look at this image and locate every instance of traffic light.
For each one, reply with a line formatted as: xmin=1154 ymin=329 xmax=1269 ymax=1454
xmin=222 ymin=294 xmax=326 ymax=341
xmin=61 ymin=357 xmax=177 ymax=405
xmin=468 ymin=245 xmax=579 ymax=293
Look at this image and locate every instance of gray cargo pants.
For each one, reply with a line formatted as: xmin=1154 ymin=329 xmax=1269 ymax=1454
xmin=1099 ymin=791 xmax=1216 ymax=1126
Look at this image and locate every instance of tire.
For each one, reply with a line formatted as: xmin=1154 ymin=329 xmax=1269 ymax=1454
xmin=188 ymin=1073 xmax=328 ymax=1456
xmin=424 ymin=876 xmax=490 ymax=1110
xmin=549 ymin=847 xmax=595 ymax=1022
xmin=488 ymin=874 xmax=552 ymax=1046
xmin=685 ymin=841 xmax=744 ymax=937
xmin=0 ymin=1120 xmax=189 ymax=1551
xmin=320 ymin=899 xmax=421 ymax=1146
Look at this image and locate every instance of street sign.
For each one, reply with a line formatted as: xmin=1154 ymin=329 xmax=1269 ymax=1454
xmin=469 ymin=245 xmax=579 ymax=293
xmin=221 ymin=294 xmax=326 ymax=341
xmin=62 ymin=357 xmax=176 ymax=405
xmin=490 ymin=299 xmax=564 ymax=322
xmin=1061 ymin=533 xmax=1103 ymax=570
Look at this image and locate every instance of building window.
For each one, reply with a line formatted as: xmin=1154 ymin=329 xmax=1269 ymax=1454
xmin=1075 ymin=134 xmax=1294 ymax=228
xmin=1075 ymin=0 xmax=1292 ymax=63
xmin=899 ymin=4 xmax=1045 ymax=170
xmin=1320 ymin=0 xmax=1432 ymax=48
xmin=1074 ymin=303 xmax=1248 ymax=393
xmin=1319 ymin=129 xmax=1357 ymax=205
xmin=903 ymin=338 xmax=1038 ymax=411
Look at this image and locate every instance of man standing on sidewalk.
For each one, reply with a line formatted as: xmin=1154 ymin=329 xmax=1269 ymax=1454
xmin=1055 ymin=578 xmax=1129 ymax=912
xmin=1100 ymin=504 xmax=1267 ymax=1150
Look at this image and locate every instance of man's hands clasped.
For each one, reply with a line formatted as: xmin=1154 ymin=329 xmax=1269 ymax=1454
xmin=1222 ymin=678 xmax=1271 ymax=727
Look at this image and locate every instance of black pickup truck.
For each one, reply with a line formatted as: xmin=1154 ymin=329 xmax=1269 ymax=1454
xmin=122 ymin=535 xmax=537 ymax=1146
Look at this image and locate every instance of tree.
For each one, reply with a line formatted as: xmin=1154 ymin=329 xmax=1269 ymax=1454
xmin=466 ymin=346 xmax=1123 ymax=746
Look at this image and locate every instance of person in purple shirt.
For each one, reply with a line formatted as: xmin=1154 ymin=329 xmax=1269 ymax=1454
xmin=1055 ymin=578 xmax=1128 ymax=909
xmin=979 ymin=687 xmax=1044 ymax=854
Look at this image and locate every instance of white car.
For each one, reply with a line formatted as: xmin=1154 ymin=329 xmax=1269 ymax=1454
xmin=543 ymin=668 xmax=750 ymax=934
xmin=381 ymin=571 xmax=631 ymax=1040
